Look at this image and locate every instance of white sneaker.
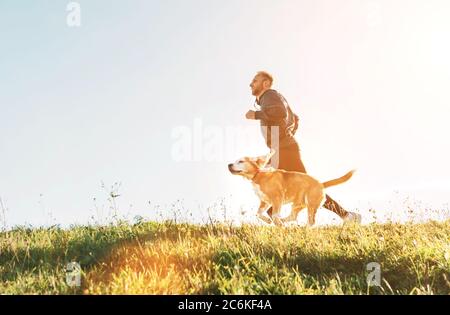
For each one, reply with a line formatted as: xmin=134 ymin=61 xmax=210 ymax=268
xmin=343 ymin=212 xmax=362 ymax=225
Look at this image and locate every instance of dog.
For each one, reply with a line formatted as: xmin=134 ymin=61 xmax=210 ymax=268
xmin=228 ymin=151 xmax=356 ymax=226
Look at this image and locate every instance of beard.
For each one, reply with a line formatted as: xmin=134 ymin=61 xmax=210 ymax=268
xmin=251 ymin=85 xmax=263 ymax=96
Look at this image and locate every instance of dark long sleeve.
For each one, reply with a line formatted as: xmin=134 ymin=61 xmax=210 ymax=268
xmin=254 ymin=89 xmax=299 ymax=149
xmin=254 ymin=90 xmax=287 ymax=123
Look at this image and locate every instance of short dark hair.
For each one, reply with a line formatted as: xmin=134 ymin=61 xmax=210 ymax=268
xmin=256 ymin=71 xmax=273 ymax=87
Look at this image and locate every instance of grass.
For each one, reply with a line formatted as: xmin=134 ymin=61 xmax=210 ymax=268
xmin=0 ymin=220 xmax=449 ymax=294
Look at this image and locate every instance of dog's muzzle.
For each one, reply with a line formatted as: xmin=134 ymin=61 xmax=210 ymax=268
xmin=228 ymin=164 xmax=240 ymax=174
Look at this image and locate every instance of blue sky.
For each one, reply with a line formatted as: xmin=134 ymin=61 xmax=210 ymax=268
xmin=1 ymin=0 xmax=450 ymax=228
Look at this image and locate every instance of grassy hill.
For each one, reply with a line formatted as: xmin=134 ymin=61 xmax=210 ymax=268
xmin=0 ymin=220 xmax=449 ymax=294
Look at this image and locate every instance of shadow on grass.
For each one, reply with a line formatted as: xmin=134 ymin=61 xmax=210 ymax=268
xmin=212 ymin=246 xmax=450 ymax=294
xmin=0 ymin=223 xmax=160 ymax=293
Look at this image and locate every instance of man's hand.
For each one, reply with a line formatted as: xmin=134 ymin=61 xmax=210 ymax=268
xmin=245 ymin=110 xmax=257 ymax=120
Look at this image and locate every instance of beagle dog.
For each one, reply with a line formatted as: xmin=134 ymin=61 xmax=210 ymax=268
xmin=228 ymin=151 xmax=356 ymax=226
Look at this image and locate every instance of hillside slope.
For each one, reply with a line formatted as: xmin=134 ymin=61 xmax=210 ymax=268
xmin=1 ymin=221 xmax=449 ymax=294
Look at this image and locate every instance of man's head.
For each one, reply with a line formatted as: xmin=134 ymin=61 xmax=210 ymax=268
xmin=250 ymin=71 xmax=273 ymax=97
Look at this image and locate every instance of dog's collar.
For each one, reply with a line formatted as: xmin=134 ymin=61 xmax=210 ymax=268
xmin=251 ymin=170 xmax=261 ymax=181
xmin=250 ymin=167 xmax=275 ymax=181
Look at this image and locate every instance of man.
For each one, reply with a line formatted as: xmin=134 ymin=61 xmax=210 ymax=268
xmin=245 ymin=71 xmax=361 ymax=224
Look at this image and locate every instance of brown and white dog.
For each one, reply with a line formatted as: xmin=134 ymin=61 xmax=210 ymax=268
xmin=228 ymin=151 xmax=356 ymax=226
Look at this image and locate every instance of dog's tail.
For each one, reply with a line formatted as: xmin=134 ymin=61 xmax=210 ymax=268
xmin=322 ymin=170 xmax=355 ymax=189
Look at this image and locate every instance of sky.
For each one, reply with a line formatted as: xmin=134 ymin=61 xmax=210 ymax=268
xmin=1 ymin=0 xmax=450 ymax=228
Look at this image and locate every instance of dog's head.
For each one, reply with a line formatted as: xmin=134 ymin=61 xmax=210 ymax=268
xmin=228 ymin=150 xmax=275 ymax=179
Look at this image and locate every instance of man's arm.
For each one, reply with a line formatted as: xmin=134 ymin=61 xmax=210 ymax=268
xmin=288 ymin=105 xmax=300 ymax=135
xmin=292 ymin=113 xmax=299 ymax=134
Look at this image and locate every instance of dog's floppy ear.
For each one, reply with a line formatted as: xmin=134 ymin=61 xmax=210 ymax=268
xmin=255 ymin=150 xmax=276 ymax=168
xmin=264 ymin=149 xmax=276 ymax=166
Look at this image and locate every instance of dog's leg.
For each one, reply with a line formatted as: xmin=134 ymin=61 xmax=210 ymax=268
xmin=257 ymin=201 xmax=272 ymax=224
xmin=271 ymin=202 xmax=284 ymax=227
xmin=306 ymin=191 xmax=325 ymax=227
xmin=282 ymin=205 xmax=303 ymax=223
xmin=307 ymin=206 xmax=318 ymax=226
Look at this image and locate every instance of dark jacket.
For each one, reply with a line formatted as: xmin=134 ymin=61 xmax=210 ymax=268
xmin=255 ymin=89 xmax=299 ymax=149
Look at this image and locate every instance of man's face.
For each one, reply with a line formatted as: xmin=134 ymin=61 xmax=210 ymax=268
xmin=249 ymin=75 xmax=266 ymax=96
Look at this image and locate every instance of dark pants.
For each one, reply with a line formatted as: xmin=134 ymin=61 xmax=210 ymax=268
xmin=267 ymin=142 xmax=348 ymax=218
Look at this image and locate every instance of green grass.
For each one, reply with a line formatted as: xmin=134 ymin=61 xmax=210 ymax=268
xmin=0 ymin=220 xmax=449 ymax=294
